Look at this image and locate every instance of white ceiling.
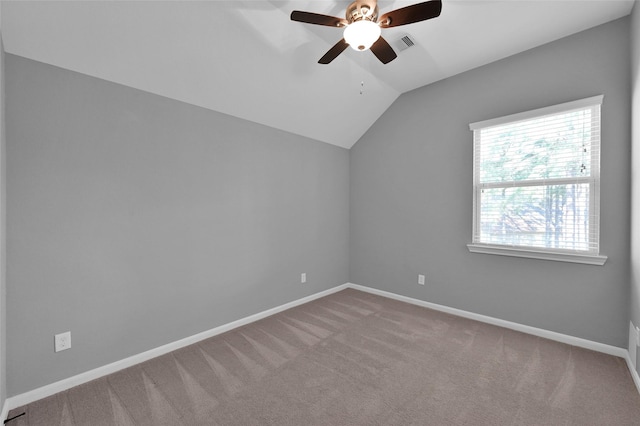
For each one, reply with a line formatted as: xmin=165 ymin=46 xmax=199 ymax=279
xmin=1 ymin=0 xmax=635 ymax=149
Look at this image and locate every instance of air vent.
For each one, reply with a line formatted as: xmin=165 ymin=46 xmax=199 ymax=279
xmin=393 ymin=34 xmax=416 ymax=52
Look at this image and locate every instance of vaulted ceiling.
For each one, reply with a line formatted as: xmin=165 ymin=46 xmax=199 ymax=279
xmin=1 ymin=1 xmax=634 ymax=149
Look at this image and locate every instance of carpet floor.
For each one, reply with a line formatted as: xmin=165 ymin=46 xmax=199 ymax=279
xmin=7 ymin=288 xmax=640 ymax=425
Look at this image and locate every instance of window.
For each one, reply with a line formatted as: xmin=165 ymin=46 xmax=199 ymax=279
xmin=467 ymin=96 xmax=607 ymax=265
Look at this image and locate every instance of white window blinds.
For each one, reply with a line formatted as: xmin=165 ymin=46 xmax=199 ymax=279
xmin=469 ymin=96 xmax=602 ymax=256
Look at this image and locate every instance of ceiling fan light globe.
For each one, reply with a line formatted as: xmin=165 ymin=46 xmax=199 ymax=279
xmin=343 ymin=20 xmax=381 ymax=51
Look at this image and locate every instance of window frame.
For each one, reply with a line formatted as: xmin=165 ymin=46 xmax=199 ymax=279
xmin=467 ymin=96 xmax=607 ymax=265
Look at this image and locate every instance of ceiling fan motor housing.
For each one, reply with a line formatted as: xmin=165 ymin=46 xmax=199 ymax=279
xmin=346 ymin=1 xmax=379 ymax=24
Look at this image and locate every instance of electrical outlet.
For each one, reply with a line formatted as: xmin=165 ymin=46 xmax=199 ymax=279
xmin=54 ymin=331 xmax=71 ymax=352
xmin=418 ymin=274 xmax=425 ymax=285
xmin=301 ymin=273 xmax=307 ymax=284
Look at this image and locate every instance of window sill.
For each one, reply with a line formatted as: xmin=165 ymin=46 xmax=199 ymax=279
xmin=466 ymin=244 xmax=607 ymax=265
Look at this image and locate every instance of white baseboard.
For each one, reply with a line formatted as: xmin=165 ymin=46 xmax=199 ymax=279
xmin=349 ymin=284 xmax=640 ymax=395
xmin=624 ymin=352 xmax=640 ymax=396
xmin=5 ymin=281 xmax=639 ymax=414
xmin=5 ymin=283 xmax=349 ymax=411
xmin=347 ymin=283 xmax=627 ymax=358
xmin=0 ymin=399 xmax=8 ymax=424
xmin=627 ymin=321 xmax=640 ymax=396
xmin=629 ymin=321 xmax=638 ymax=370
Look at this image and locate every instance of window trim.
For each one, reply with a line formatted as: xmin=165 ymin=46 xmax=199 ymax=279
xmin=468 ymin=95 xmax=607 ymax=265
xmin=466 ymin=243 xmax=607 ymax=265
xmin=469 ymin=95 xmax=604 ymax=131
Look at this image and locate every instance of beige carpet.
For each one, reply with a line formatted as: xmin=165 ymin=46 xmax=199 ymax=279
xmin=7 ymin=288 xmax=640 ymax=425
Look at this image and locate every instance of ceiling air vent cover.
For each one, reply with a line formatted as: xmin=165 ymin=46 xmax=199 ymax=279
xmin=393 ymin=35 xmax=416 ymax=52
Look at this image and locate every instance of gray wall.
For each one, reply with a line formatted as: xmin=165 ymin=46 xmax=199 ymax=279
xmin=5 ymin=55 xmax=349 ymax=396
xmin=0 ymin=31 xmax=6 ymax=410
xmin=350 ymin=17 xmax=631 ymax=348
xmin=631 ymin=2 xmax=640 ymax=369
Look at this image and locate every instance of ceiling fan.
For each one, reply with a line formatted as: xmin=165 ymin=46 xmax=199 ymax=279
xmin=290 ymin=0 xmax=442 ymax=64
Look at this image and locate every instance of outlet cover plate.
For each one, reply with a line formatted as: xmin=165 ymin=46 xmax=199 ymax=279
xmin=55 ymin=331 xmax=71 ymax=352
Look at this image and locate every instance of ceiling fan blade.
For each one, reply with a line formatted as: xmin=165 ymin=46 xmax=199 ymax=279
xmin=291 ymin=11 xmax=347 ymax=27
xmin=378 ymin=0 xmax=442 ymax=28
xmin=370 ymin=37 xmax=397 ymax=64
xmin=318 ymin=39 xmax=350 ymax=64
